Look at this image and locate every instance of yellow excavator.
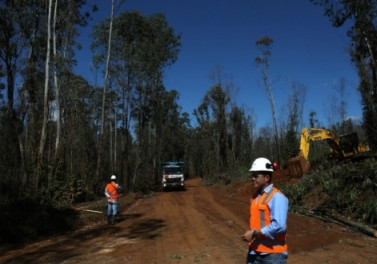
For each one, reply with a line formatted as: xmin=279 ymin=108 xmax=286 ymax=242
xmin=287 ymin=128 xmax=369 ymax=177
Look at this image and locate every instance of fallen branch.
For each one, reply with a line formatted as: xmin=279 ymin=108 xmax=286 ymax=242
xmin=298 ymin=209 xmax=377 ymax=238
xmin=81 ymin=209 xmax=103 ymax=214
xmin=324 ymin=213 xmax=377 ymax=238
xmin=300 ymin=210 xmax=342 ymax=226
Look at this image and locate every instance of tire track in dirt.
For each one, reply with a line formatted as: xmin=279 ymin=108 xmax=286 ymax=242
xmin=114 ymin=178 xmax=247 ymax=264
xmin=126 ymin=179 xmax=245 ymax=263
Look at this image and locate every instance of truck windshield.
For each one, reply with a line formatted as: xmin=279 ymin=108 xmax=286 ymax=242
xmin=163 ymin=167 xmax=182 ymax=174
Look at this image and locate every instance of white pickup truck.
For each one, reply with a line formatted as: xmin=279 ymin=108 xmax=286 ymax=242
xmin=161 ymin=161 xmax=185 ymax=191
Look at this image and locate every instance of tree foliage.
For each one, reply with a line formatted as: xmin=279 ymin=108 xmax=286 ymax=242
xmin=311 ymin=0 xmax=377 ymax=150
xmin=283 ymin=82 xmax=306 ymax=161
xmin=192 ymin=83 xmax=254 ymax=183
xmin=91 ymin=10 xmax=182 ymax=191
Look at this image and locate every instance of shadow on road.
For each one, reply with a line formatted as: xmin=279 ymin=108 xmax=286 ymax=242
xmin=120 ymin=218 xmax=166 ymax=240
xmin=0 ymin=212 xmax=162 ymax=263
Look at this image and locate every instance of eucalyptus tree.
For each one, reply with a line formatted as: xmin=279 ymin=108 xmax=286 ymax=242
xmin=254 ymin=36 xmax=281 ymax=163
xmin=284 ymin=82 xmax=306 ymax=161
xmin=0 ymin=0 xmax=50 ymax=194
xmin=9 ymin=1 xmax=51 ymax=192
xmin=337 ymin=78 xmax=348 ymax=134
xmin=91 ymin=11 xmax=140 ymax=186
xmin=193 ymin=84 xmax=230 ymax=181
xmin=193 ymin=99 xmax=216 ymax=179
xmin=311 ymin=0 xmax=377 ymax=150
xmin=131 ymin=13 xmax=181 ymax=186
xmin=309 ymin=111 xmax=319 ymax=128
xmin=0 ymin=4 xmax=20 ymax=115
xmin=0 ymin=2 xmax=25 ymax=191
xmin=326 ymin=78 xmax=349 ymax=134
xmin=92 ymin=0 xmax=114 ymax=184
xmin=57 ymin=73 xmax=97 ymax=203
xmin=208 ymin=84 xmax=230 ymax=168
xmin=253 ymin=125 xmax=274 ymax=160
xmin=37 ymin=0 xmax=53 ymax=192
xmin=51 ymin=0 xmax=89 ymax=159
xmin=91 ymin=11 xmax=181 ymax=189
xmin=0 ymin=0 xmax=90 ymax=200
xmin=35 ymin=0 xmax=89 ymax=194
xmin=160 ymin=90 xmax=190 ymax=161
xmin=228 ymin=106 xmax=253 ymax=167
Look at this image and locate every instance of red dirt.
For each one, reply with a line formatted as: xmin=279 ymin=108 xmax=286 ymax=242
xmin=1 ymin=177 xmax=376 ymax=264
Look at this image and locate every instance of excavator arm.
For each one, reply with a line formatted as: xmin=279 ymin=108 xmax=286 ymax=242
xmin=288 ymin=128 xmax=345 ymax=178
xmin=298 ymin=128 xmax=344 ymax=160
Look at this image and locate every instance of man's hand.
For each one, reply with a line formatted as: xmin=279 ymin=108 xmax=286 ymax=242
xmin=241 ymin=230 xmax=254 ymax=242
xmin=241 ymin=229 xmax=259 ymax=242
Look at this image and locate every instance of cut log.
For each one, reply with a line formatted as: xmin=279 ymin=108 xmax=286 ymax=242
xmin=324 ymin=213 xmax=377 ymax=238
xmin=82 ymin=209 xmax=103 ymax=214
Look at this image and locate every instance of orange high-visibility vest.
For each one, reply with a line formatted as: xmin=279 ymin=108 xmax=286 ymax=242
xmin=106 ymin=182 xmax=119 ymax=202
xmin=249 ymin=187 xmax=287 ymax=253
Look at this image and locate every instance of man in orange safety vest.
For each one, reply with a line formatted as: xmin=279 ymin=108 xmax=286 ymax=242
xmin=241 ymin=157 xmax=289 ymax=264
xmin=105 ymin=175 xmax=122 ymax=224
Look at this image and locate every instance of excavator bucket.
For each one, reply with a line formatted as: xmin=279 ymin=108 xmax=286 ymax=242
xmin=287 ymin=156 xmax=310 ymax=178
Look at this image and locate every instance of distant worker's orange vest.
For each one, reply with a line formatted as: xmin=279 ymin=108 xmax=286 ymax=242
xmin=106 ymin=182 xmax=119 ymax=202
xmin=249 ymin=187 xmax=287 ymax=253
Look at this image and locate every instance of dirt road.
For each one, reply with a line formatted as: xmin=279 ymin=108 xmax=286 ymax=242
xmin=1 ymin=177 xmax=376 ymax=264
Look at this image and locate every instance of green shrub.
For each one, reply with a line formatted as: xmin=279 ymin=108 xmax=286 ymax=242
xmin=362 ymin=199 xmax=377 ymax=225
xmin=283 ymin=160 xmax=377 ymax=226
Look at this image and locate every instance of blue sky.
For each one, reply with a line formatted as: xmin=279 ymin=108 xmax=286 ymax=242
xmin=75 ymin=0 xmax=360 ymax=129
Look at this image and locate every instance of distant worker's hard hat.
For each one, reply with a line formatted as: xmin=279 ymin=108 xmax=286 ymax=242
xmin=249 ymin=157 xmax=274 ymax=172
xmin=110 ymin=175 xmax=117 ymax=180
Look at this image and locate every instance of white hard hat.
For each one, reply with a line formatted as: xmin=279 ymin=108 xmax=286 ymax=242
xmin=110 ymin=175 xmax=117 ymax=180
xmin=249 ymin=157 xmax=274 ymax=172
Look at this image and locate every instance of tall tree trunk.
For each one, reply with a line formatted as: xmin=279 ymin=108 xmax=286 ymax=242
xmin=132 ymin=160 xmax=141 ymax=192
xmin=260 ymin=67 xmax=280 ymax=163
xmin=121 ymin=72 xmax=131 ymax=189
xmin=110 ymin=119 xmax=113 ymax=172
xmin=53 ymin=0 xmax=61 ymax=158
xmin=19 ymin=18 xmax=39 ymax=187
xmin=6 ymin=63 xmax=15 ymax=114
xmin=37 ymin=0 xmax=52 ymax=192
xmin=114 ymin=102 xmax=117 ymax=172
xmin=255 ymin=36 xmax=281 ymax=163
xmin=95 ymin=0 xmax=114 ymax=182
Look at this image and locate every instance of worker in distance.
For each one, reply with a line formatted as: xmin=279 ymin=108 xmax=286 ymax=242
xmin=105 ymin=175 xmax=122 ymax=225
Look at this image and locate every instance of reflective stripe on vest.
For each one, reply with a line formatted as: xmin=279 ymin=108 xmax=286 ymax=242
xmin=106 ymin=183 xmax=119 ymax=201
xmin=249 ymin=187 xmax=287 ymax=253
